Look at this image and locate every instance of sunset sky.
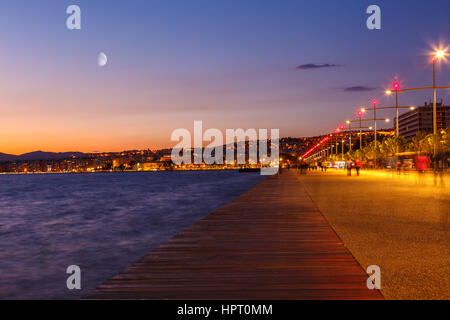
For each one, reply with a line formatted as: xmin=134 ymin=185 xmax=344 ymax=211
xmin=0 ymin=0 xmax=449 ymax=154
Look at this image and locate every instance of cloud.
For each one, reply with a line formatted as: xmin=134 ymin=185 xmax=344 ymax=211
xmin=296 ymin=63 xmax=343 ymax=70
xmin=343 ymin=86 xmax=376 ymax=92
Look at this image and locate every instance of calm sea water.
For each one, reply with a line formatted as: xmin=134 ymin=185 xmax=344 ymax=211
xmin=0 ymin=171 xmax=265 ymax=299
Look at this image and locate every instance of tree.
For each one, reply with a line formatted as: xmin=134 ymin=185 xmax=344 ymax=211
xmin=380 ymin=136 xmax=408 ymax=157
xmin=411 ymin=131 xmax=428 ymax=154
xmin=363 ymin=141 xmax=379 ymax=160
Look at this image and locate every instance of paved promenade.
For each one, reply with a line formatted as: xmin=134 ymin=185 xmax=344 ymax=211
xmin=297 ymin=169 xmax=450 ymax=299
xmin=85 ymin=171 xmax=382 ymax=300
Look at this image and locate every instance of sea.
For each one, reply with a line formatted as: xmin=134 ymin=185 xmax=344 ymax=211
xmin=0 ymin=171 xmax=265 ymax=299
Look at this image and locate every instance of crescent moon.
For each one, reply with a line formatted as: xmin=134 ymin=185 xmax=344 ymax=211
xmin=98 ymin=52 xmax=108 ymax=67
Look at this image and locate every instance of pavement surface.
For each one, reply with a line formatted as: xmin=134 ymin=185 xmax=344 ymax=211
xmin=296 ymin=169 xmax=450 ymax=299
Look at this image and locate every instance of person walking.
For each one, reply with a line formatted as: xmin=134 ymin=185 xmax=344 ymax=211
xmin=317 ymin=160 xmax=322 ymax=172
xmin=415 ymin=154 xmax=430 ymax=184
xmin=346 ymin=159 xmax=353 ymax=176
xmin=433 ymin=155 xmax=445 ymax=187
xmin=415 ymin=154 xmax=430 ymax=173
xmin=354 ymin=159 xmax=361 ymax=176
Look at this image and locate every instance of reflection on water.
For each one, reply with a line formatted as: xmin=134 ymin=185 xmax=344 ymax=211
xmin=0 ymin=171 xmax=265 ymax=299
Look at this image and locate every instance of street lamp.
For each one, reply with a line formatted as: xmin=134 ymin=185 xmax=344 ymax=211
xmin=435 ymin=50 xmax=448 ymax=59
xmin=386 ymin=80 xmax=401 ymax=137
xmin=431 ymin=49 xmax=448 ymax=157
xmin=338 ymin=124 xmax=347 ymax=159
xmin=432 ymin=50 xmax=449 ymax=129
xmin=346 ymin=120 xmax=352 ymax=151
xmin=333 ymin=128 xmax=340 ymax=156
xmin=432 ymin=49 xmax=448 ymax=135
xmin=371 ymin=98 xmax=378 ymax=149
xmin=357 ymin=108 xmax=365 ymax=149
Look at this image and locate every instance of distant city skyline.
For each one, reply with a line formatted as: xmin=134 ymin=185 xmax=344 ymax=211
xmin=0 ymin=0 xmax=449 ymax=154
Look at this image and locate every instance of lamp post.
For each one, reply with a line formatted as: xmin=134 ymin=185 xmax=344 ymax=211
xmin=432 ymin=56 xmax=437 ymax=137
xmin=338 ymin=124 xmax=346 ymax=159
xmin=432 ymin=50 xmax=448 ymax=156
xmin=386 ymin=80 xmax=401 ymax=154
xmin=356 ymin=109 xmax=365 ymax=149
xmin=371 ymin=99 xmax=378 ymax=148
xmin=385 ymin=80 xmax=401 ymax=137
xmin=335 ymin=135 xmax=338 ymax=156
xmin=353 ymin=116 xmax=390 ymax=148
xmin=346 ymin=120 xmax=352 ymax=151
xmin=333 ymin=129 xmax=340 ymax=157
xmin=345 ymin=118 xmax=374 ymax=150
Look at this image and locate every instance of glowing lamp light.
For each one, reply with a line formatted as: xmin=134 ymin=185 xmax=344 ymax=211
xmin=410 ymin=106 xmax=415 ymax=110
xmin=371 ymin=98 xmax=378 ymax=106
xmin=346 ymin=120 xmax=350 ymax=124
xmin=339 ymin=124 xmax=346 ymax=130
xmin=385 ymin=90 xmax=392 ymax=95
xmin=435 ymin=50 xmax=447 ymax=58
xmin=385 ymin=118 xmax=390 ymax=122
xmin=391 ymin=80 xmax=401 ymax=91
xmin=357 ymin=110 xmax=364 ymax=118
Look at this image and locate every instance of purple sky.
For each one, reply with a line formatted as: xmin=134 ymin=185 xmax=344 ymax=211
xmin=0 ymin=0 xmax=449 ymax=154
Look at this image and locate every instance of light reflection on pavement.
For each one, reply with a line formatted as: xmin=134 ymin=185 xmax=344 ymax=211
xmin=296 ymin=169 xmax=450 ymax=299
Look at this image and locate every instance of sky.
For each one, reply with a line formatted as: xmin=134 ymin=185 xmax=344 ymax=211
xmin=0 ymin=0 xmax=449 ymax=154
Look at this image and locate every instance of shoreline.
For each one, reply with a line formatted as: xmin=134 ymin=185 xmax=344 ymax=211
xmin=0 ymin=168 xmax=246 ymax=175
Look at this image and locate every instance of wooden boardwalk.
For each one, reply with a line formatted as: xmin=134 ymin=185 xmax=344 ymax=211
xmin=85 ymin=171 xmax=383 ymax=300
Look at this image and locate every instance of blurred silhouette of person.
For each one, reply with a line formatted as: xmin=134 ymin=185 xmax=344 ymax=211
xmin=416 ymin=155 xmax=430 ymax=172
xmin=433 ymin=155 xmax=445 ymax=187
xmin=346 ymin=159 xmax=353 ymax=176
xmin=415 ymin=154 xmax=430 ymax=184
xmin=396 ymin=157 xmax=402 ymax=175
xmin=354 ymin=159 xmax=361 ymax=176
xmin=317 ymin=160 xmax=323 ymax=172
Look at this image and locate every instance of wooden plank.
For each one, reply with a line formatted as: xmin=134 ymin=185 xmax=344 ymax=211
xmin=85 ymin=171 xmax=383 ymax=300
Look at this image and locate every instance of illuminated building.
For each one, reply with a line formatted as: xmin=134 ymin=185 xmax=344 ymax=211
xmin=397 ymin=101 xmax=450 ymax=139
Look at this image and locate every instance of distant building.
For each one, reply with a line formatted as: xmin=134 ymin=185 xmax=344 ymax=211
xmin=112 ymin=158 xmax=122 ymax=168
xmin=398 ymin=101 xmax=450 ymax=140
xmin=139 ymin=162 xmax=160 ymax=171
xmin=160 ymin=155 xmax=172 ymax=162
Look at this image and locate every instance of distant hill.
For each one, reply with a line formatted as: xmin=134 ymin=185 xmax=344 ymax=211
xmin=0 ymin=151 xmax=86 ymax=161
